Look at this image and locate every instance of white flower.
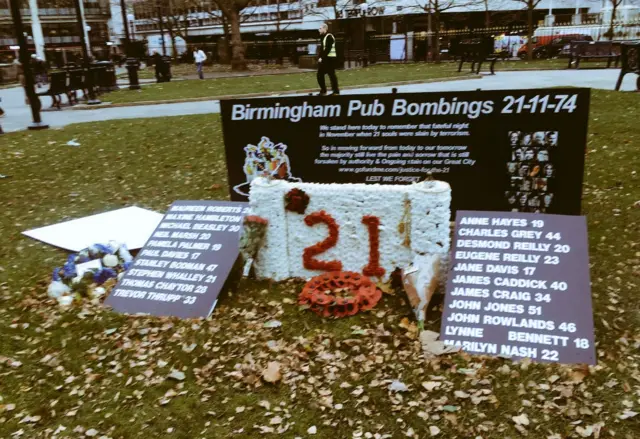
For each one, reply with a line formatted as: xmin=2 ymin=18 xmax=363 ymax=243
xmin=108 ymin=241 xmax=122 ymax=253
xmin=118 ymin=245 xmax=133 ymax=263
xmin=102 ymin=254 xmax=119 ymax=267
xmin=57 ymin=295 xmax=74 ymax=307
xmin=87 ymin=245 xmax=101 ymax=257
xmin=91 ymin=287 xmax=106 ymax=298
xmin=47 ymin=280 xmax=70 ymax=299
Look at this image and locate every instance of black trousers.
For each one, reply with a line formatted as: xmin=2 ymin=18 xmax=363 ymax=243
xmin=317 ymin=58 xmax=339 ymax=94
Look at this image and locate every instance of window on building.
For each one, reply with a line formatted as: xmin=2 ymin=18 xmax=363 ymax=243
xmin=317 ymin=0 xmax=335 ymax=7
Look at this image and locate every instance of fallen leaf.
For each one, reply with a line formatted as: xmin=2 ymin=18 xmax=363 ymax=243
xmin=512 ymin=413 xmax=530 ymax=426
xmin=420 ymin=331 xmax=460 ymax=358
xmin=376 ymin=281 xmax=394 ymax=295
xmin=422 ymin=381 xmax=442 ymax=392
xmin=262 ymin=361 xmax=282 ymax=383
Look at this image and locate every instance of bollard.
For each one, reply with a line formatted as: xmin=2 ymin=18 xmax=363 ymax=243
xmin=126 ymin=58 xmax=141 ymax=90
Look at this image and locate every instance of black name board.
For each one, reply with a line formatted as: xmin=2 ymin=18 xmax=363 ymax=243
xmin=440 ymin=211 xmax=595 ymax=365
xmin=106 ymin=200 xmax=248 ymax=318
xmin=221 ymin=88 xmax=590 ymax=215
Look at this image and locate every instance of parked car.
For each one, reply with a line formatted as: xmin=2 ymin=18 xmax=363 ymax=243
xmin=532 ymin=35 xmax=593 ymax=59
xmin=517 ymin=34 xmax=593 ymax=59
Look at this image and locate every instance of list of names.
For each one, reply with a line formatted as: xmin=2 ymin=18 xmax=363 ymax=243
xmin=106 ymin=200 xmax=248 ymax=319
xmin=440 ymin=211 xmax=596 ymax=365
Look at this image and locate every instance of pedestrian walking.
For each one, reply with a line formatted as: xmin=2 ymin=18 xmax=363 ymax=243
xmin=193 ymin=46 xmax=207 ymax=80
xmin=317 ymin=23 xmax=340 ymax=96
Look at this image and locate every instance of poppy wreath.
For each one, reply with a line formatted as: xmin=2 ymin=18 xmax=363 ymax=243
xmin=299 ymin=271 xmax=382 ymax=318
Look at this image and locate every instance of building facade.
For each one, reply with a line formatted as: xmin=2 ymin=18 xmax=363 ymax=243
xmin=0 ymin=0 xmax=112 ymax=64
xmin=130 ymin=0 xmax=610 ymax=55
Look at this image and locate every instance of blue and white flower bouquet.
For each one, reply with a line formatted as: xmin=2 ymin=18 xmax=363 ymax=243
xmin=47 ymin=241 xmax=134 ymax=306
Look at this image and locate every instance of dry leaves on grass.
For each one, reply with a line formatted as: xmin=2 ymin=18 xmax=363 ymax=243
xmin=1 ymin=94 xmax=639 ymax=437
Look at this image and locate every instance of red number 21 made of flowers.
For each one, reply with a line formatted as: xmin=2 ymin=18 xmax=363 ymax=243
xmin=302 ymin=210 xmax=385 ymax=277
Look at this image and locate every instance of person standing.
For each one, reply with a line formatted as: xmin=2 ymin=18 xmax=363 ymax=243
xmin=193 ymin=46 xmax=207 ymax=80
xmin=317 ymin=23 xmax=339 ymax=96
xmin=152 ymin=51 xmax=163 ymax=82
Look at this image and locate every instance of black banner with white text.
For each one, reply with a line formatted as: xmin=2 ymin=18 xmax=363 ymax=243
xmin=221 ymin=88 xmax=590 ymax=215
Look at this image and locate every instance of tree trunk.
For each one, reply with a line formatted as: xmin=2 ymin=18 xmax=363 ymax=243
xmin=168 ymin=28 xmax=178 ymax=60
xmin=228 ymin=8 xmax=247 ymax=71
xmin=485 ymin=9 xmax=491 ymax=27
xmin=434 ymin=10 xmax=441 ymax=63
xmin=527 ymin=5 xmax=533 ymax=61
xmin=222 ymin=16 xmax=231 ymax=62
xmin=427 ymin=5 xmax=432 ymax=62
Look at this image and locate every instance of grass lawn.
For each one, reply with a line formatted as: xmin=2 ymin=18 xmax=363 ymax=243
xmin=0 ymin=90 xmax=638 ymax=439
xmin=118 ymin=63 xmax=293 ymax=81
xmin=108 ymin=63 xmax=467 ymax=104
xmin=109 ymin=59 xmax=610 ymax=105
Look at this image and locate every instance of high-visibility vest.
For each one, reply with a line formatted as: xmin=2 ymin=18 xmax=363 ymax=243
xmin=323 ymin=33 xmax=337 ymax=57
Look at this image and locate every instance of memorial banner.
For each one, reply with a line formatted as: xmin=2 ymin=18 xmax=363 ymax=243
xmin=221 ymin=88 xmax=590 ymax=215
xmin=106 ymin=200 xmax=248 ymax=318
xmin=440 ymin=211 xmax=596 ymax=365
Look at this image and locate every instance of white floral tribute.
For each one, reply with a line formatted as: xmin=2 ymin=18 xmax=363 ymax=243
xmin=47 ymin=241 xmax=134 ymax=306
xmin=247 ymin=177 xmax=452 ymax=283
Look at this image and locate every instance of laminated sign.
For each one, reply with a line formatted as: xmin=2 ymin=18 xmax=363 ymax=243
xmin=221 ymin=88 xmax=590 ymax=216
xmin=106 ymin=200 xmax=248 ymax=318
xmin=440 ymin=211 xmax=596 ymax=365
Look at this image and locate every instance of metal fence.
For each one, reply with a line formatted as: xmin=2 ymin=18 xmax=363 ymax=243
xmin=347 ymin=20 xmax=640 ymax=64
xmin=147 ymin=38 xmax=319 ymax=65
xmin=142 ymin=19 xmax=640 ymax=66
xmin=535 ymin=20 xmax=640 ymax=42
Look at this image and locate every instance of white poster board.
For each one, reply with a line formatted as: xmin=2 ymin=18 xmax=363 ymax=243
xmin=390 ymin=36 xmax=406 ymax=61
xmin=23 ymin=206 xmax=163 ymax=252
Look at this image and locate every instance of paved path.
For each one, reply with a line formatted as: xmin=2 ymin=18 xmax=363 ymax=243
xmin=1 ymin=69 xmax=636 ymax=133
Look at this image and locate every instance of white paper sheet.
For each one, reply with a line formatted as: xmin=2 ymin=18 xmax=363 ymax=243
xmin=23 ymin=206 xmax=164 ymax=252
xmin=390 ymin=36 xmax=406 ymax=61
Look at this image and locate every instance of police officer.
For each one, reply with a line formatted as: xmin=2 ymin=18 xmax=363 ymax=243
xmin=317 ymin=23 xmax=340 ymax=96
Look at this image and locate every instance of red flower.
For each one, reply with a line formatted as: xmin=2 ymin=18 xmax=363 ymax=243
xmin=361 ymin=215 xmax=385 ymax=278
xmin=298 ymin=271 xmax=381 ymax=318
xmin=285 ymin=188 xmax=310 ymax=214
xmin=303 ymin=211 xmax=342 ymax=272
